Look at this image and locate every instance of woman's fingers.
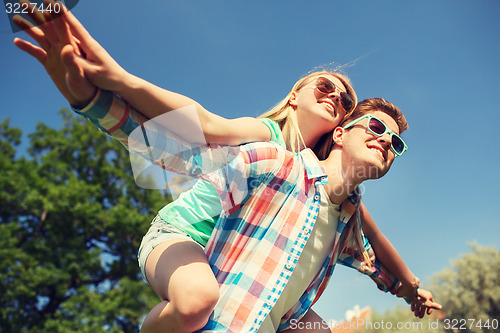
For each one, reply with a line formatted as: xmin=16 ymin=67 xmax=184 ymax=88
xmin=16 ymin=0 xmax=83 ymax=59
xmin=60 ymin=44 xmax=97 ymax=105
xmin=61 ymin=6 xmax=99 ymax=51
xmin=12 ymin=14 xmax=50 ymax=51
xmin=13 ymin=37 xmax=47 ymax=64
xmin=21 ymin=0 xmax=59 ymax=45
xmin=19 ymin=0 xmax=46 ymax=26
xmin=45 ymin=0 xmax=74 ymax=47
xmin=61 ymin=44 xmax=94 ymax=75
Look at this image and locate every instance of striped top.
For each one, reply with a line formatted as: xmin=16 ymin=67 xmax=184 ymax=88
xmin=73 ymin=90 xmax=401 ymax=332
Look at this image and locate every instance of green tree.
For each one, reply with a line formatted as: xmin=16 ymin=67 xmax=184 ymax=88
xmin=365 ymin=244 xmax=500 ymax=333
xmin=0 ymin=110 xmax=169 ymax=332
xmin=432 ymin=244 xmax=500 ymax=333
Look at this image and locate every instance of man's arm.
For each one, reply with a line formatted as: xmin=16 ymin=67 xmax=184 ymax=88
xmin=359 ymin=203 xmax=420 ymax=294
xmin=336 ymin=206 xmax=441 ymax=318
xmin=359 ymin=203 xmax=442 ymax=317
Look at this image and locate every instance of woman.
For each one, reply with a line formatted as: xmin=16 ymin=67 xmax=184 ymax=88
xmin=13 ymin=3 xmax=435 ymax=332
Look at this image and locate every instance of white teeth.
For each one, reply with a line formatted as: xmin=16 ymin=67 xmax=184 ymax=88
xmin=370 ymin=148 xmax=384 ymax=158
xmin=322 ymin=102 xmax=334 ymax=111
xmin=320 ymin=100 xmax=334 ymax=109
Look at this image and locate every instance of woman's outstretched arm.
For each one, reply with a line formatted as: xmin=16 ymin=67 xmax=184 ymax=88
xmin=54 ymin=4 xmax=272 ymax=144
xmin=14 ymin=0 xmax=271 ymax=144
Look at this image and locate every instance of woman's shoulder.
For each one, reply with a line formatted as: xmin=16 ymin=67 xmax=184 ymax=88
xmin=257 ymin=118 xmax=286 ymax=148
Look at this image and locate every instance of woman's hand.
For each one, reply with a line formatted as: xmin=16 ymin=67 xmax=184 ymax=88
xmin=54 ymin=5 xmax=131 ymax=94
xmin=13 ymin=0 xmax=96 ymax=107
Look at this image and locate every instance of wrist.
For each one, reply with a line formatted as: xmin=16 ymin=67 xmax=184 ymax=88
xmin=114 ymin=72 xmax=139 ymax=97
xmin=401 ymin=276 xmax=420 ymax=290
xmin=71 ymin=88 xmax=103 ymax=112
xmin=71 ymin=87 xmax=98 ymax=109
xmin=396 ymin=278 xmax=420 ymax=300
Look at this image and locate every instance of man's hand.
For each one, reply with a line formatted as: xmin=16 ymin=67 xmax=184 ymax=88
xmin=396 ymin=281 xmax=442 ymax=318
xmin=411 ymin=288 xmax=442 ymax=318
xmin=396 ymin=277 xmax=420 ymax=303
xmin=13 ymin=0 xmax=96 ymax=107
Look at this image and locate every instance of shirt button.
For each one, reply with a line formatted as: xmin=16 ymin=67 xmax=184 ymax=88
xmin=314 ymin=195 xmax=320 ymax=201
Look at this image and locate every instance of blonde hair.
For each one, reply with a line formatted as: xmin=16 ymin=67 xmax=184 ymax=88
xmin=257 ymin=71 xmax=357 ymax=160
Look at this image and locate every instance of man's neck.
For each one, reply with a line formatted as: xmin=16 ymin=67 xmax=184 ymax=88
xmin=319 ymin=151 xmax=362 ymax=205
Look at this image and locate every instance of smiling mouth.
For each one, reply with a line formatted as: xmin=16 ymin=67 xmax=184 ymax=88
xmin=320 ymin=101 xmax=336 ymax=114
xmin=368 ymin=146 xmax=386 ymax=160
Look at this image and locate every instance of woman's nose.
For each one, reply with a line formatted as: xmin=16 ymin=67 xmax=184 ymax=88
xmin=328 ymin=92 xmax=341 ymax=104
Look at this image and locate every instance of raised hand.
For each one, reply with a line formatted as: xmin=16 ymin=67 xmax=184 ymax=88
xmin=50 ymin=7 xmax=131 ymax=94
xmin=13 ymin=0 xmax=96 ymax=107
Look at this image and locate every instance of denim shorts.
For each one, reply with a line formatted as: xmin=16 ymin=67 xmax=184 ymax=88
xmin=137 ymin=215 xmax=201 ymax=284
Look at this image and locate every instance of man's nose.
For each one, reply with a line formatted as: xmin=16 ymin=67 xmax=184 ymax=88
xmin=377 ymin=134 xmax=392 ymax=150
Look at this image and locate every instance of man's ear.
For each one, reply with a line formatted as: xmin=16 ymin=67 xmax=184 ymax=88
xmin=332 ymin=127 xmax=345 ymax=146
xmin=289 ymin=91 xmax=298 ymax=107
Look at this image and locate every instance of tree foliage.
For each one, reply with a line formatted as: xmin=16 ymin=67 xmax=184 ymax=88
xmin=365 ymin=244 xmax=500 ymax=333
xmin=0 ymin=111 xmax=169 ymax=332
xmin=431 ymin=243 xmax=500 ymax=333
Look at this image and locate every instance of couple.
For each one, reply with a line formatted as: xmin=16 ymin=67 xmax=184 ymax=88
xmin=14 ymin=2 xmax=440 ymax=332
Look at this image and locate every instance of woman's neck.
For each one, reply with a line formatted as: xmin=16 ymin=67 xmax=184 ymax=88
xmin=297 ymin=121 xmax=325 ymax=150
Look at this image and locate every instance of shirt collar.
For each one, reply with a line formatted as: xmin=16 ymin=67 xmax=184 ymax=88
xmin=299 ymin=148 xmax=328 ymax=184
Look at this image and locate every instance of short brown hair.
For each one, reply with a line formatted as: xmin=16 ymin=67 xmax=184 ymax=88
xmin=341 ymin=98 xmax=408 ymax=133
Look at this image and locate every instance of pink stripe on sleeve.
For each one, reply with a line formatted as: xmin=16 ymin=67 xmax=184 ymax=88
xmin=108 ymin=104 xmax=130 ymax=133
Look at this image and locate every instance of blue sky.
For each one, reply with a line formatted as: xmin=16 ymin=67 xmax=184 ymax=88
xmin=1 ymin=0 xmax=499 ymax=322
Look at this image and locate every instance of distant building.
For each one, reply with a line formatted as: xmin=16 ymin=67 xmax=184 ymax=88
xmin=330 ymin=305 xmax=372 ymax=333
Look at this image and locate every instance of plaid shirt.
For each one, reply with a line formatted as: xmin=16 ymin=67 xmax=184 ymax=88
xmin=73 ymin=90 xmax=401 ymax=332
